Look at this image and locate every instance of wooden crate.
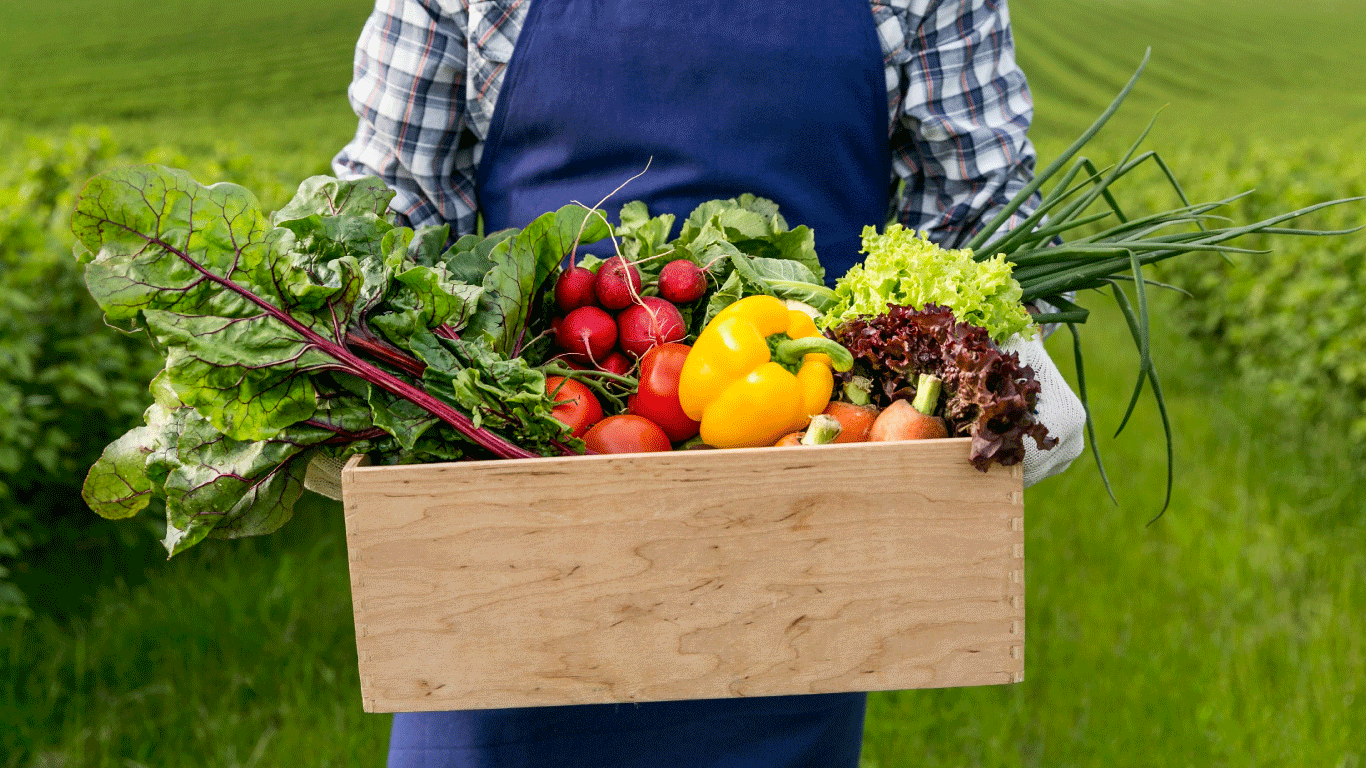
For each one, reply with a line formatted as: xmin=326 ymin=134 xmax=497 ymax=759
xmin=340 ymin=437 xmax=1023 ymax=713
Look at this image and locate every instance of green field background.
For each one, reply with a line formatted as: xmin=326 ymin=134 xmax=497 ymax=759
xmin=2 ymin=0 xmax=1363 ymax=765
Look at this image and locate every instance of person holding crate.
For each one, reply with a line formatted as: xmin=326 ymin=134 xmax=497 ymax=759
xmin=333 ymin=0 xmax=1085 ymax=765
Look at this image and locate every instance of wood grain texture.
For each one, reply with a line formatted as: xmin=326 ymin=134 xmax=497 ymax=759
xmin=340 ymin=437 xmax=1024 ymax=713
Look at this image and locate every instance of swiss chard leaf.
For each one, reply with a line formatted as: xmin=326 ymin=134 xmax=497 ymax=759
xmin=465 ymin=205 xmax=610 ymax=355
xmin=74 ymin=166 xmax=552 ymax=556
xmin=408 ymin=332 xmax=571 ymax=451
xmin=82 ymin=418 xmax=169 ymax=521
xmin=158 ymin=410 xmax=325 ymax=555
xmin=371 ymin=253 xmax=484 ymax=343
xmin=271 ymin=175 xmax=395 ymax=224
xmin=443 ymin=230 xmax=515 ymax=284
xmin=148 ymin=313 xmax=335 ymax=441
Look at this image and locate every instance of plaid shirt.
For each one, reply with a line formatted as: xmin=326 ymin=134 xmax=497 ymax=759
xmin=334 ymin=0 xmax=1039 ymax=247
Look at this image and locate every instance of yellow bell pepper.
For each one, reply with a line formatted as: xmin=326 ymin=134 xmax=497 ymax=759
xmin=678 ymin=295 xmax=854 ymax=448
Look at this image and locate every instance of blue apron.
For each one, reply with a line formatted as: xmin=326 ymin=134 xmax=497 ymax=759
xmin=389 ymin=1 xmax=890 ymax=765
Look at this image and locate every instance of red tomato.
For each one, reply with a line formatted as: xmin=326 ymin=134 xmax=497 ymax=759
xmin=582 ymin=415 xmax=672 ymax=454
xmin=545 ymin=376 xmax=603 ymax=438
xmin=630 ymin=343 xmax=701 ymax=443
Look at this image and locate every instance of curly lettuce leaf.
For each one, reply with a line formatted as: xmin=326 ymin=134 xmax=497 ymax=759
xmin=828 ymin=304 xmax=1055 ymax=471
xmin=823 ymin=224 xmax=1034 ymax=344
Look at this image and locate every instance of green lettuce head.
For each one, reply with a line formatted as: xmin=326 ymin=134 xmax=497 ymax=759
xmin=820 ymin=224 xmax=1034 ymax=344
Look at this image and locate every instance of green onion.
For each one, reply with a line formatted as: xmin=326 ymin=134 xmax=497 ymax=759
xmin=974 ymin=49 xmax=1364 ymax=518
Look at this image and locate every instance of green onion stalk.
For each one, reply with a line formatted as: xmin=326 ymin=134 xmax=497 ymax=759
xmin=967 ymin=49 xmax=1363 ymax=520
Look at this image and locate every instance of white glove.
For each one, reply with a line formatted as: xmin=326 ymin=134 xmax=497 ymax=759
xmin=304 ymin=454 xmax=348 ymax=501
xmin=1002 ymin=333 xmax=1087 ymax=488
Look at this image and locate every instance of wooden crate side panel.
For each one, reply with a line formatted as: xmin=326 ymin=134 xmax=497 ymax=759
xmin=342 ymin=440 xmax=1024 ymax=712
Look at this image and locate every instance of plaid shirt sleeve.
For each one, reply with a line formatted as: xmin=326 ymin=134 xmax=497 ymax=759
xmin=331 ymin=0 xmax=478 ymax=234
xmin=890 ymin=0 xmax=1040 ymax=248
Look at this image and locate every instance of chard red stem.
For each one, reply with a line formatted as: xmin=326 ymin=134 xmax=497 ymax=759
xmin=311 ymin=424 xmax=390 ymax=445
xmin=346 ymin=328 xmax=427 ymax=378
xmin=131 ymin=227 xmax=543 ymax=460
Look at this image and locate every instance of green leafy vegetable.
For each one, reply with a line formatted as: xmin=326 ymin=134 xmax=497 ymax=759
xmin=601 ymin=195 xmax=834 ymax=332
xmin=73 ymin=166 xmax=586 ymax=555
xmin=827 ymin=304 xmax=1054 ymax=471
xmin=465 ymin=204 xmax=610 ymax=356
xmin=821 ymin=224 xmax=1034 ymax=344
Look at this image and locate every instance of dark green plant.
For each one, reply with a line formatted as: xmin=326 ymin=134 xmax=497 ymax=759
xmin=0 ymin=129 xmax=300 ymax=616
xmin=0 ymin=129 xmax=164 ymax=616
xmin=1150 ymin=135 xmax=1366 ymax=444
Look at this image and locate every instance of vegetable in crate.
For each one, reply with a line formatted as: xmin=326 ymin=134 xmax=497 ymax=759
xmin=678 ymin=295 xmax=853 ymax=448
xmin=827 ymin=304 xmax=1054 ymax=471
xmin=821 ymin=224 xmax=1033 ymax=344
xmin=74 ymin=168 xmax=610 ymax=554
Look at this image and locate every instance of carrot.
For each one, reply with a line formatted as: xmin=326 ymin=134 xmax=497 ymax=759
xmin=869 ymin=399 xmax=949 ymax=441
xmin=821 ymin=401 xmax=879 ymax=443
xmin=868 ymin=374 xmax=949 ymax=441
xmin=774 ymin=415 xmax=843 ymax=447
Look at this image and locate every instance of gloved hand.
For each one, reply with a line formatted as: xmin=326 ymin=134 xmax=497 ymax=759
xmin=1001 ymin=332 xmax=1087 ymax=488
xmin=304 ymin=454 xmax=348 ymax=501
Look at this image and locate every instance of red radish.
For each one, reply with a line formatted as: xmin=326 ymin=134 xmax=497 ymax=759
xmin=658 ymin=259 xmax=707 ymax=304
xmin=597 ymin=351 xmax=632 ymax=376
xmin=617 ymin=296 xmax=685 ymax=357
xmin=550 ymin=315 xmax=565 ymax=335
xmin=594 ymin=256 xmax=642 ymax=310
xmin=556 ymin=306 xmax=617 ymax=362
xmin=554 ymin=266 xmax=598 ymax=312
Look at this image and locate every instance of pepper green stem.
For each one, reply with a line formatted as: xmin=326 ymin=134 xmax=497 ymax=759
xmin=911 ymin=373 xmax=943 ymax=415
xmin=771 ymin=335 xmax=854 ymax=372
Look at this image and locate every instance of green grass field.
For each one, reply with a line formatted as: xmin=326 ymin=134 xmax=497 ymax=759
xmin=3 ymin=0 xmax=1364 ymax=765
